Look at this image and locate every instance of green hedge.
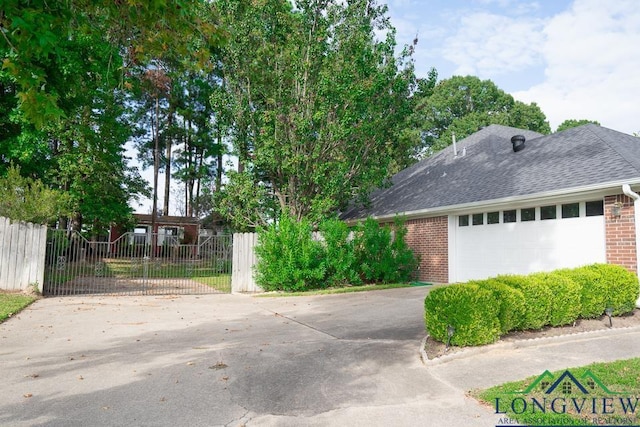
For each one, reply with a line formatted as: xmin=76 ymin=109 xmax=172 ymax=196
xmin=587 ymin=264 xmax=639 ymax=315
xmin=494 ymin=275 xmax=552 ymax=330
xmin=471 ymin=279 xmax=526 ymax=333
xmin=424 ymin=283 xmax=501 ymax=346
xmin=424 ymin=264 xmax=639 ymax=347
xmin=531 ymin=272 xmax=581 ymax=327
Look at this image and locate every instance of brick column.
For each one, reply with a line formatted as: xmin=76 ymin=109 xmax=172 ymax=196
xmin=404 ymin=216 xmax=448 ymax=283
xmin=604 ymin=194 xmax=637 ymax=273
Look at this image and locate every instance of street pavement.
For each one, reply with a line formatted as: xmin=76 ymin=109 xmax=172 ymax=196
xmin=1 ymin=287 xmax=640 ymax=426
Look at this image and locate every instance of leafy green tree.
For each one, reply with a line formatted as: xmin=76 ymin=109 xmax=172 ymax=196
xmin=556 ymin=119 xmax=601 ymax=132
xmin=214 ymin=0 xmax=416 ymax=226
xmin=412 ymin=75 xmax=551 ymax=156
xmin=0 ymin=165 xmax=68 ymax=224
xmin=1 ymin=0 xmax=223 ymax=127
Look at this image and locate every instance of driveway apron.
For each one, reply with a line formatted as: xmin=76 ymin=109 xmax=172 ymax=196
xmin=2 ymin=287 xmax=639 ymax=426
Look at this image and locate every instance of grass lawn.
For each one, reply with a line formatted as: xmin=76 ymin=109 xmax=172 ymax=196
xmin=257 ymin=282 xmax=430 ymax=297
xmin=0 ymin=293 xmax=37 ymax=323
xmin=473 ymin=357 xmax=640 ymax=426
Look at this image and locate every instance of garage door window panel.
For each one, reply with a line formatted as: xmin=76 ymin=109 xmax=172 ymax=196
xmin=472 ymin=213 xmax=484 ymax=225
xmin=503 ymin=210 xmax=516 ymax=223
xmin=586 ymin=200 xmax=604 ymax=217
xmin=562 ymin=203 xmax=580 ymax=218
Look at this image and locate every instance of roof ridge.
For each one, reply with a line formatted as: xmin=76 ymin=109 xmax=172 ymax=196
xmin=584 ymin=125 xmax=640 ymax=176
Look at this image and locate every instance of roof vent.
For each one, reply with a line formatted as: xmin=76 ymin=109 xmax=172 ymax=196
xmin=511 ymin=135 xmax=526 ymax=152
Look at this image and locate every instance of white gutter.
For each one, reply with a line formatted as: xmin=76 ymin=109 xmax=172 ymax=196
xmin=345 ymin=178 xmax=640 ymax=225
xmin=622 ymin=184 xmax=640 ymax=307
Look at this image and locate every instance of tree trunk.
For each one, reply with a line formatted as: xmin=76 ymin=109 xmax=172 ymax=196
xmin=163 ymin=110 xmax=174 ymax=216
xmin=151 ymin=96 xmax=160 ymax=257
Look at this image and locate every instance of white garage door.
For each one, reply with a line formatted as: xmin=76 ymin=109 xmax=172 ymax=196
xmin=451 ymin=203 xmax=606 ymax=282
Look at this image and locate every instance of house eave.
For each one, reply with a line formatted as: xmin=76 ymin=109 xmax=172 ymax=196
xmin=346 ymin=179 xmax=640 ymax=224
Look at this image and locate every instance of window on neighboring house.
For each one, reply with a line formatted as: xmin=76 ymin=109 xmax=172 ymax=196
xmin=541 ymin=205 xmax=557 ymax=220
xmin=562 ymin=203 xmax=580 ymax=218
xmin=472 ymin=213 xmax=484 ymax=225
xmin=586 ymin=200 xmax=604 ymax=216
xmin=487 ymin=211 xmax=500 ymax=224
xmin=521 ymin=207 xmax=536 ymax=222
xmin=503 ymin=210 xmax=517 ymax=223
xmin=459 ymin=215 xmax=469 ymax=226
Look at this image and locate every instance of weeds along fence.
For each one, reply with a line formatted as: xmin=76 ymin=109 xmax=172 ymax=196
xmin=0 ymin=216 xmax=47 ymax=292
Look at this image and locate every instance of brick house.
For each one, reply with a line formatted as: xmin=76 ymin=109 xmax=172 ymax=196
xmin=341 ymin=124 xmax=640 ymax=285
xmin=109 ymin=214 xmax=200 ymax=247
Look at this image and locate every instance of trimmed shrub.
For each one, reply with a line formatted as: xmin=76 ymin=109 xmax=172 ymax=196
xmin=530 ymin=272 xmax=581 ymax=327
xmin=495 ymin=275 xmax=552 ymax=330
xmin=587 ymin=264 xmax=639 ymax=315
xmin=560 ymin=266 xmax=608 ymax=318
xmin=319 ymin=218 xmax=361 ymax=286
xmin=473 ymin=279 xmax=526 ymax=333
xmin=254 ymin=213 xmax=326 ymax=292
xmin=424 ymin=283 xmax=501 ymax=346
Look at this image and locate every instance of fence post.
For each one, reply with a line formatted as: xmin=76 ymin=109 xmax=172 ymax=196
xmin=231 ymin=233 xmax=262 ymax=293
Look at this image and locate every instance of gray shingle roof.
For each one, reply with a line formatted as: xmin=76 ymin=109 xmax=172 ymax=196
xmin=341 ymin=124 xmax=640 ymax=220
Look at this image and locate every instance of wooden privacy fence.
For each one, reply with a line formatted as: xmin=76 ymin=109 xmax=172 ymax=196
xmin=231 ymin=233 xmax=262 ymax=292
xmin=0 ymin=216 xmax=47 ymax=292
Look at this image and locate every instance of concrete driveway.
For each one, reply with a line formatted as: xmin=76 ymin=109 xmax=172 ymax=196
xmin=2 ymin=287 xmax=640 ymax=426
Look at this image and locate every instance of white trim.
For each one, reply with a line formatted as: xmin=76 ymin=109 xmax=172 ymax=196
xmin=447 ymin=216 xmax=457 ymax=283
xmin=348 ymin=179 xmax=640 ymax=224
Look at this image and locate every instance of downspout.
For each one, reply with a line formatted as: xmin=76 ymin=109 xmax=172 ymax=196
xmin=622 ymin=184 xmax=640 ymax=307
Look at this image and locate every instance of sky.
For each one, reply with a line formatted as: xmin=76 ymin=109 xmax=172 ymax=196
xmin=133 ymin=0 xmax=640 ymax=214
xmin=385 ymin=0 xmax=640 ymax=134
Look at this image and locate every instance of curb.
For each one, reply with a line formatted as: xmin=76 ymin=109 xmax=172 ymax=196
xmin=420 ymin=324 xmax=640 ymax=366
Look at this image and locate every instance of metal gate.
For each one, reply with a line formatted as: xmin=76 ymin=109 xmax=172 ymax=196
xmin=43 ymin=231 xmax=232 ymax=296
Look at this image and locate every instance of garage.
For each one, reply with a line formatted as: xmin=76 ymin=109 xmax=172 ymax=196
xmin=450 ymin=200 xmax=606 ymax=282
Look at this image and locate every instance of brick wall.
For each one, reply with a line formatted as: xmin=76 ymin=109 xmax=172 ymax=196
xmin=604 ymin=194 xmax=637 ymax=273
xmin=404 ymin=216 xmax=448 ymax=283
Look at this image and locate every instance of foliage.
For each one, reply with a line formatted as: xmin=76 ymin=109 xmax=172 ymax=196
xmin=587 ymin=264 xmax=639 ymax=315
xmin=319 ymin=218 xmax=361 ymax=286
xmin=1 ymin=0 xmax=223 ymax=127
xmin=424 ymin=264 xmax=639 ymax=347
xmin=353 ymin=217 xmax=418 ymax=284
xmin=214 ymin=0 xmax=417 ymax=225
xmin=410 ymin=75 xmax=551 ymax=156
xmin=473 ymin=279 xmax=526 ymax=333
xmin=556 ymin=119 xmax=601 ymax=132
xmin=213 ymin=170 xmax=278 ymax=232
xmin=0 ymin=293 xmax=37 ymax=323
xmin=424 ymin=283 xmax=501 ymax=346
xmin=255 ymin=215 xmax=417 ymax=291
xmin=494 ymin=275 xmax=552 ymax=330
xmin=0 ymin=165 xmax=68 ymax=224
xmin=559 ymin=266 xmax=609 ymax=318
xmin=530 ymin=272 xmax=581 ymax=327
xmin=254 ymin=213 xmax=326 ymax=292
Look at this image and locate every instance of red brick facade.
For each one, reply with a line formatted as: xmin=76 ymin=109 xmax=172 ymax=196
xmin=404 ymin=216 xmax=449 ymax=283
xmin=605 ymin=194 xmax=637 ymax=273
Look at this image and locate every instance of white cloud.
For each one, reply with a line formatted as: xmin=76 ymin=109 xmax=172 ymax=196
xmin=442 ymin=12 xmax=546 ymax=77
xmin=513 ymin=0 xmax=640 ymax=133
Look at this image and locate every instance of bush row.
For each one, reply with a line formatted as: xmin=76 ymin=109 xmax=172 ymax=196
xmin=255 ymin=214 xmax=418 ymax=292
xmin=424 ymin=264 xmax=639 ymax=346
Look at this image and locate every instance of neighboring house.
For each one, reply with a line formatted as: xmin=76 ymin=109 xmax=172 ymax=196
xmin=341 ymin=124 xmax=640 ymax=283
xmin=109 ymin=214 xmax=201 ymax=247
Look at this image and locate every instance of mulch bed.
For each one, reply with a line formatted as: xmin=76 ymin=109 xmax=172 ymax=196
xmin=424 ymin=309 xmax=640 ymax=360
